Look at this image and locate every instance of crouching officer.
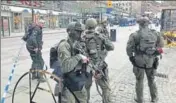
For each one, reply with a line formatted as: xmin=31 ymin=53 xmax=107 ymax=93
xmin=126 ymin=16 xmax=164 ymax=103
xmin=58 ymin=22 xmax=90 ymax=103
xmin=24 ymin=22 xmax=45 ymax=82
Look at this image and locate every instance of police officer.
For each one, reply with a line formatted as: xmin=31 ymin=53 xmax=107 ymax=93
xmin=96 ymin=16 xmax=110 ymax=39
xmin=84 ymin=18 xmax=114 ymax=103
xmin=83 ymin=18 xmax=98 ymax=103
xmin=25 ymin=22 xmax=45 ymax=82
xmin=58 ymin=22 xmax=90 ymax=103
xmin=126 ymin=16 xmax=164 ymax=103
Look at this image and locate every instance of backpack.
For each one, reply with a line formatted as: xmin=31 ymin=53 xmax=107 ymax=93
xmin=84 ymin=30 xmax=104 ymax=55
xmin=135 ymin=29 xmax=159 ymax=55
xmin=50 ymin=39 xmax=66 ymax=77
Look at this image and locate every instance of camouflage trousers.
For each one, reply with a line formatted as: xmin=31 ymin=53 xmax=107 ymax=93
xmin=61 ymin=86 xmax=87 ymax=103
xmin=86 ymin=69 xmax=112 ymax=103
xmin=133 ymin=66 xmax=158 ymax=103
xmin=96 ymin=68 xmax=112 ymax=103
xmin=85 ymin=72 xmax=93 ymax=103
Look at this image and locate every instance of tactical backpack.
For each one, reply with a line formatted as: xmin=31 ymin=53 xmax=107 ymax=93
xmin=133 ymin=29 xmax=160 ymax=68
xmin=50 ymin=39 xmax=66 ymax=77
xmin=84 ymin=31 xmax=104 ymax=56
xmin=135 ymin=29 xmax=159 ymax=55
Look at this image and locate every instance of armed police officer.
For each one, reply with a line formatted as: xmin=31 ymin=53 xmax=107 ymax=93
xmin=96 ymin=16 xmax=110 ymax=39
xmin=126 ymin=16 xmax=164 ymax=103
xmin=84 ymin=18 xmax=114 ymax=103
xmin=22 ymin=22 xmax=45 ymax=82
xmin=57 ymin=22 xmax=91 ymax=103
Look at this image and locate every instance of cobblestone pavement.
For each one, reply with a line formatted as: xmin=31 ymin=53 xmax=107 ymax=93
xmin=1 ymin=25 xmax=176 ymax=103
xmin=89 ymin=26 xmax=176 ymax=103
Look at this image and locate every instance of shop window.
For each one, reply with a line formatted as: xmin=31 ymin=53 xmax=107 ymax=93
xmin=14 ymin=13 xmax=21 ymax=30
xmin=126 ymin=8 xmax=128 ymax=11
xmin=122 ymin=3 xmax=124 ymax=6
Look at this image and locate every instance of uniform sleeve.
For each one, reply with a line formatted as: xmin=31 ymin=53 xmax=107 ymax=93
xmin=104 ymin=38 xmax=114 ymax=51
xmin=126 ymin=33 xmax=136 ymax=57
xmin=58 ymin=42 xmax=82 ymax=73
xmin=156 ymin=32 xmax=164 ymax=48
xmin=95 ymin=26 xmax=103 ymax=34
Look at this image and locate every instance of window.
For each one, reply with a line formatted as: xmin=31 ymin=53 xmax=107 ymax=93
xmin=126 ymin=8 xmax=128 ymax=11
xmin=126 ymin=3 xmax=128 ymax=6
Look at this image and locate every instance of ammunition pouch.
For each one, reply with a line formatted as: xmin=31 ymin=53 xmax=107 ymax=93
xmin=95 ymin=61 xmax=108 ymax=80
xmin=98 ymin=61 xmax=108 ymax=70
xmin=132 ymin=57 xmax=159 ymax=70
xmin=85 ymin=72 xmax=93 ymax=88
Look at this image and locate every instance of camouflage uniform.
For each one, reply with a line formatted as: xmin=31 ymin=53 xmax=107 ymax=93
xmin=126 ymin=17 xmax=164 ymax=103
xmin=26 ymin=24 xmax=45 ymax=81
xmin=84 ymin=18 xmax=114 ymax=103
xmin=58 ymin=22 xmax=89 ymax=103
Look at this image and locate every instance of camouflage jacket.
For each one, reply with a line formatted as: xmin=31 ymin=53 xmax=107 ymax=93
xmin=84 ymin=29 xmax=114 ymax=70
xmin=126 ymin=28 xmax=164 ymax=68
xmin=57 ymin=37 xmax=92 ymax=73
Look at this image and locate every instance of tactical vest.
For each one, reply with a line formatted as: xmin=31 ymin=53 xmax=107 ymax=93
xmin=84 ymin=30 xmax=104 ymax=59
xmin=134 ymin=29 xmax=159 ymax=56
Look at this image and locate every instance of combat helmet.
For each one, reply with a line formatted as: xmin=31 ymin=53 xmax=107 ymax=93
xmin=85 ymin=18 xmax=98 ymax=28
xmin=137 ymin=16 xmax=150 ymax=24
xmin=67 ymin=22 xmax=85 ymax=32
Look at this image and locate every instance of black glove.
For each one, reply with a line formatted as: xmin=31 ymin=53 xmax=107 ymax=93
xmin=129 ymin=56 xmax=135 ymax=65
xmin=153 ymin=57 xmax=159 ymax=69
xmin=22 ymin=36 xmax=27 ymax=41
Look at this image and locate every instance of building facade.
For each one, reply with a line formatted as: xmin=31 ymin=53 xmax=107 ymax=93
xmin=112 ymin=1 xmax=132 ymax=17
xmin=1 ymin=5 xmax=12 ymax=37
xmin=1 ymin=1 xmax=82 ymax=36
xmin=141 ymin=1 xmax=161 ymax=19
xmin=1 ymin=1 xmax=126 ymax=37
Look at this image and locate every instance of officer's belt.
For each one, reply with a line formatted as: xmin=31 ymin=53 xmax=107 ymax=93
xmin=133 ymin=63 xmax=153 ymax=69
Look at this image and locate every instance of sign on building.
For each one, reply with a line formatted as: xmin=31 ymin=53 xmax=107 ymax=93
xmin=1 ymin=5 xmax=10 ymax=11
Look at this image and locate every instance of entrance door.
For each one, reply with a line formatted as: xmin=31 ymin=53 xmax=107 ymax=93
xmin=1 ymin=16 xmax=10 ymax=37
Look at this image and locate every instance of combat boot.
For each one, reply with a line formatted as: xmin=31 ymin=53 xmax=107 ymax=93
xmin=151 ymin=98 xmax=158 ymax=103
xmin=134 ymin=98 xmax=143 ymax=103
